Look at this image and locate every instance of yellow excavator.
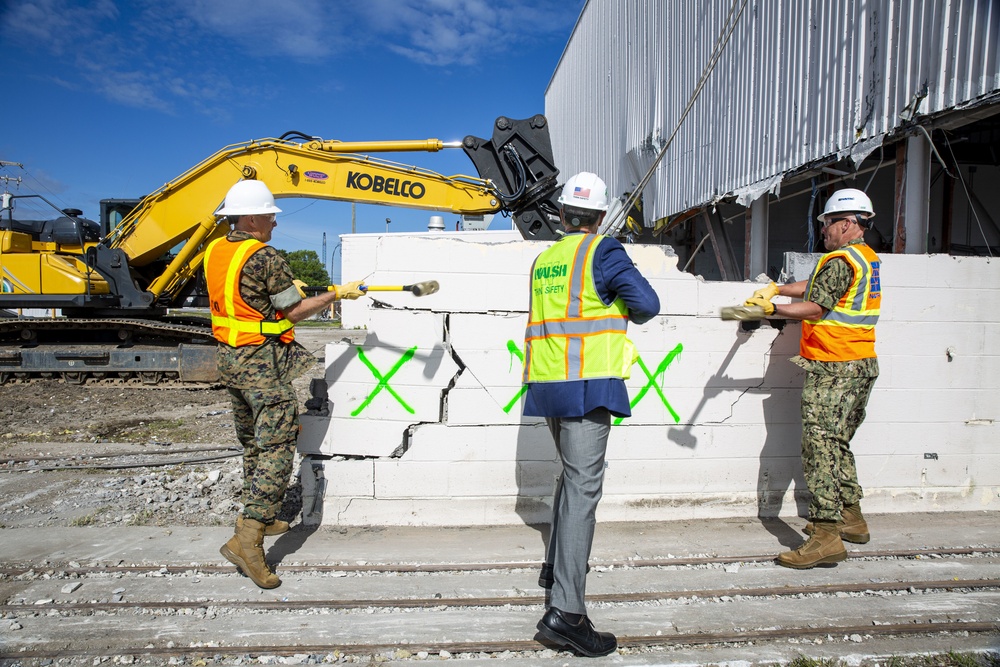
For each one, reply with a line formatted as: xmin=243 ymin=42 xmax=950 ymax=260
xmin=0 ymin=115 xmax=561 ymax=384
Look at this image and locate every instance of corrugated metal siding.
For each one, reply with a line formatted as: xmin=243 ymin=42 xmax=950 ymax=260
xmin=545 ymin=0 xmax=1000 ymax=223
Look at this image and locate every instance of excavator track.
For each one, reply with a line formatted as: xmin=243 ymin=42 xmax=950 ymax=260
xmin=0 ymin=316 xmax=219 ymax=386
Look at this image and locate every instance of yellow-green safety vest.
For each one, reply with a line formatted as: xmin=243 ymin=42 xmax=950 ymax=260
xmin=523 ymin=234 xmax=633 ymax=382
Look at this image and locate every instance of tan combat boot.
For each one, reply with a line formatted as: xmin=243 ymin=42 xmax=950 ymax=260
xmin=777 ymin=520 xmax=848 ymax=569
xmin=221 ymin=518 xmax=281 ymax=588
xmin=237 ymin=515 xmax=290 ymax=537
xmin=803 ymin=502 xmax=870 ymax=544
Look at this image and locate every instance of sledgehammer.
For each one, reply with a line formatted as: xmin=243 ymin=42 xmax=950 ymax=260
xmin=303 ymin=280 xmax=440 ymax=297
xmin=363 ymin=281 xmax=440 ymax=297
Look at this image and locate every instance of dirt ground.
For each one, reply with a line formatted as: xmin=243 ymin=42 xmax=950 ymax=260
xmin=0 ymin=327 xmax=344 ymax=530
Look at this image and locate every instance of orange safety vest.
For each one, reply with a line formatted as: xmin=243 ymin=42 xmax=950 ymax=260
xmin=203 ymin=237 xmax=295 ymax=347
xmin=800 ymin=243 xmax=881 ymax=361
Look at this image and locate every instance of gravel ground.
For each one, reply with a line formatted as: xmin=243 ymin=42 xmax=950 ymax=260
xmin=0 ymin=328 xmax=340 ymax=530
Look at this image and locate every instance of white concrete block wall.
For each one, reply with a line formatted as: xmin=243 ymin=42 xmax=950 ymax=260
xmin=298 ymin=233 xmax=1000 ymax=525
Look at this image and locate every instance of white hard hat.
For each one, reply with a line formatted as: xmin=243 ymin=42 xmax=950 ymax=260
xmin=818 ymin=188 xmax=875 ymax=222
xmin=216 ymin=180 xmax=282 ymax=216
xmin=557 ymin=172 xmax=609 ymax=211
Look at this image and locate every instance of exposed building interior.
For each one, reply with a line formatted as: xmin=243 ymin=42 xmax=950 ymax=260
xmin=649 ymin=104 xmax=1000 ymax=281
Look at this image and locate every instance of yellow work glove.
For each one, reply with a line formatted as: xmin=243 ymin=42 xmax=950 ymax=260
xmin=292 ymin=279 xmax=308 ymax=299
xmin=748 ymin=281 xmax=779 ymax=303
xmin=333 ymin=280 xmax=366 ymax=300
xmin=744 ymin=296 xmax=776 ymax=316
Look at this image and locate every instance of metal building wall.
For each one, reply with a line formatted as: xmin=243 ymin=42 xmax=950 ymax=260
xmin=545 ymin=0 xmax=1000 ymax=223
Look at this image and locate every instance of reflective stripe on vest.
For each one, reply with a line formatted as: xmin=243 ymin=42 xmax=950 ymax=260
xmin=523 ymin=234 xmax=629 ymax=382
xmin=203 ymin=237 xmax=295 ymax=347
xmin=801 ymin=243 xmax=881 ymax=361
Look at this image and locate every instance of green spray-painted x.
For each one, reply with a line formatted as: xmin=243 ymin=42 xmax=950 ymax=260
xmin=351 ymin=345 xmax=417 ymax=416
xmin=502 ymin=339 xmax=527 ymax=413
xmin=614 ymin=342 xmax=684 ymax=425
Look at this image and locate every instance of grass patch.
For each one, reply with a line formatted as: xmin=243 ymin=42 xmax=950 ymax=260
xmin=69 ymin=507 xmax=109 ymax=526
xmin=87 ymin=418 xmax=200 ymax=442
xmin=127 ymin=509 xmax=156 ymax=526
xmin=292 ymin=319 xmax=341 ymax=328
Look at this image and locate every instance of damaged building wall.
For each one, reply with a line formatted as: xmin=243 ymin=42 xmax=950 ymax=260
xmin=545 ymin=0 xmax=1000 ymax=277
xmin=296 ymin=231 xmax=999 ymax=526
xmin=546 ymin=0 xmax=999 ymax=222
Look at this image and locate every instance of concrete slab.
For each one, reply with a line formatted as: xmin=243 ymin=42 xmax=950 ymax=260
xmin=2 ymin=512 xmax=998 ymax=665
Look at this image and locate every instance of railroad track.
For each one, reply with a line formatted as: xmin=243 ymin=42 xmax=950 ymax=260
xmin=3 ymin=577 xmax=999 ymax=612
xmin=3 ymin=549 xmax=998 ymax=662
xmin=1 ymin=545 xmax=995 ymax=576
xmin=0 ymin=445 xmax=241 ymax=472
xmin=4 ymin=621 xmax=997 ymax=661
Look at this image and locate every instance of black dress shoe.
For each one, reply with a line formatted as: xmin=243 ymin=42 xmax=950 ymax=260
xmin=536 ymin=607 xmax=617 ymax=657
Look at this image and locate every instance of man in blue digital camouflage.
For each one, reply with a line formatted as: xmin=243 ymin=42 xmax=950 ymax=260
xmin=744 ymin=188 xmax=881 ymax=570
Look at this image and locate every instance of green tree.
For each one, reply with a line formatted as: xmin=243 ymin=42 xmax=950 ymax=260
xmin=277 ymin=249 xmax=330 ymax=286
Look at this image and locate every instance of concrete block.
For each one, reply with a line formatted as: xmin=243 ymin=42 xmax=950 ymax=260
xmin=321 ymin=326 xmax=460 ymax=421
xmin=881 ymin=286 xmax=1000 ymax=322
xmin=864 ymin=388 xmax=1000 ymax=423
xmin=298 ymin=415 xmax=408 ymax=458
xmin=317 ymin=458 xmax=375 ymax=498
xmin=856 ymin=452 xmax=1000 ymax=491
xmin=446 ymin=387 xmax=535 ymax=425
xmin=607 ymin=422 xmax=802 ymax=460
xmin=449 ymin=312 xmax=528 ymax=388
xmin=320 ymin=496 xmax=546 ymax=526
xmin=329 ymin=379 xmax=445 ymax=421
xmin=781 ymin=252 xmax=821 ymax=282
xmin=404 ymin=423 xmax=554 ymax=462
xmin=621 ymin=243 xmax=681 ymax=279
xmin=887 ymin=354 xmax=1000 ymax=390
xmin=603 ymin=457 xmax=795 ymax=495
xmin=374 ymin=460 xmax=523 ymax=498
xmin=985 ymin=324 xmax=1000 ymax=356
xmin=852 ymin=420 xmax=998 ymax=454
xmin=619 ymin=376 xmax=805 ymax=427
xmin=880 ymin=253 xmax=1000 ymax=289
xmin=877 ymin=321 xmax=987 ymax=357
xmin=649 ymin=276 xmax=699 ymax=315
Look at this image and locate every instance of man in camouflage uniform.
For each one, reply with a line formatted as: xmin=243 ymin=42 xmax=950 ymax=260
xmin=205 ymin=180 xmax=365 ymax=588
xmin=745 ymin=188 xmax=881 ymax=569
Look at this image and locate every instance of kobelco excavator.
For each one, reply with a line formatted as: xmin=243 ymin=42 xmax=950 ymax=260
xmin=0 ymin=115 xmax=561 ymax=385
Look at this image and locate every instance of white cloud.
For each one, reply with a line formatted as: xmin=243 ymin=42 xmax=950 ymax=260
xmin=1 ymin=0 xmax=580 ymax=115
xmin=358 ymin=0 xmax=577 ymax=66
xmin=0 ymin=0 xmax=118 ymax=53
xmin=175 ymin=0 xmax=351 ymax=59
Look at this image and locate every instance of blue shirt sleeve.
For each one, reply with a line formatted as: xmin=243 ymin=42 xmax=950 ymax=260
xmin=593 ymin=236 xmax=660 ymax=324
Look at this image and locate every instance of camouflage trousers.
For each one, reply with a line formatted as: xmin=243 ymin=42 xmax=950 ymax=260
xmin=801 ymin=371 xmax=876 ymax=522
xmin=228 ymin=386 xmax=298 ymax=523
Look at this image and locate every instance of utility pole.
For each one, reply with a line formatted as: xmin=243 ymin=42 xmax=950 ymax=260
xmin=322 ymin=232 xmax=327 ymax=276
xmin=351 ymin=203 xmax=356 ymax=234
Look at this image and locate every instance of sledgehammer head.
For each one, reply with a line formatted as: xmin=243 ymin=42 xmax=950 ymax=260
xmin=408 ymin=280 xmax=439 ymax=297
xmin=719 ymin=304 xmax=768 ymax=321
xmin=362 ymin=281 xmax=441 ymax=297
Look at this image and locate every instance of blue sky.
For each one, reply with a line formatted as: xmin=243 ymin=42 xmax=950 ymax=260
xmin=1 ymin=0 xmax=582 ymax=280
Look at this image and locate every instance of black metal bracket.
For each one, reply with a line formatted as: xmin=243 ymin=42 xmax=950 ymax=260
xmin=463 ymin=115 xmax=562 ymax=240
